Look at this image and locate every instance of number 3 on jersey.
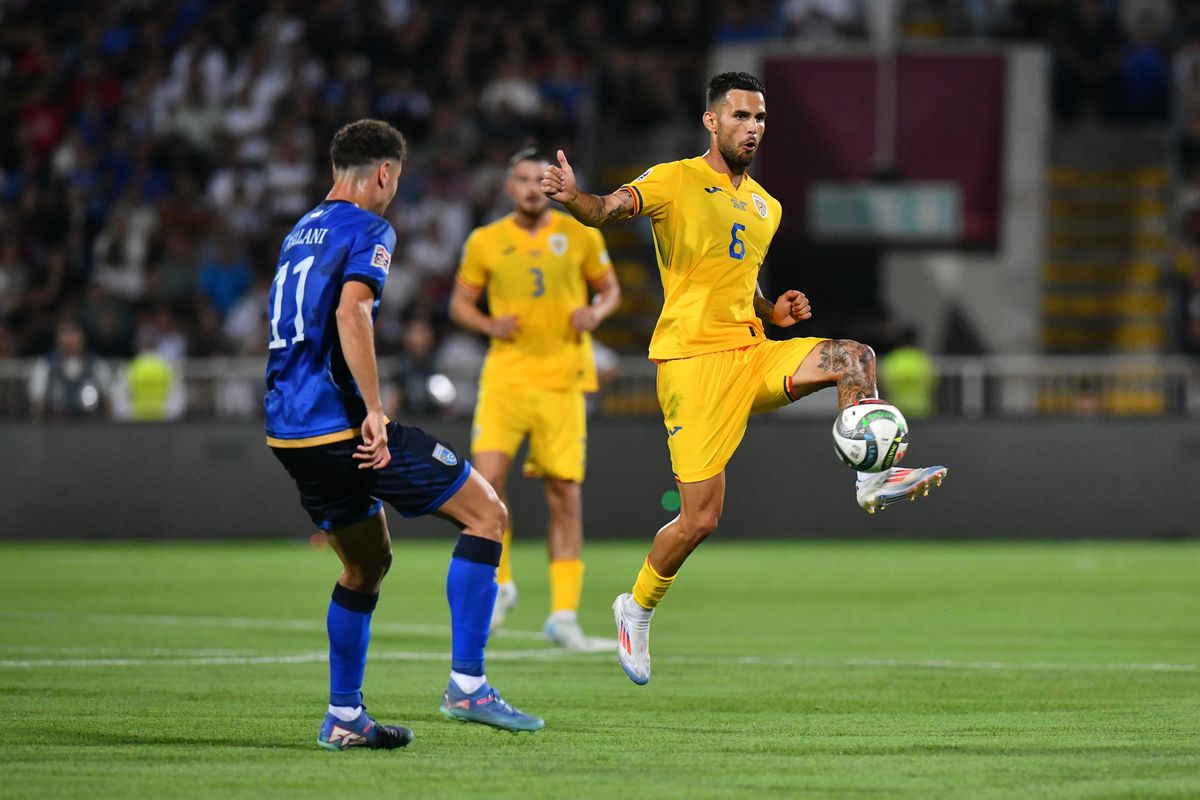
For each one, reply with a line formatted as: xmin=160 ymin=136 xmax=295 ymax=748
xmin=268 ymin=256 xmax=315 ymax=350
xmin=530 ymin=267 xmax=546 ymax=297
xmin=729 ymin=223 xmax=746 ymax=260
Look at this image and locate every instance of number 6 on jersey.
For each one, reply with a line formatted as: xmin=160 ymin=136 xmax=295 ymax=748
xmin=729 ymin=223 xmax=746 ymax=260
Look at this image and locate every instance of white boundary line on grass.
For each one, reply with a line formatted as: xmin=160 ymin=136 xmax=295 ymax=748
xmin=0 ymin=648 xmax=573 ymax=669
xmin=0 ymin=610 xmax=546 ymax=641
xmin=0 ymin=610 xmax=1195 ymax=674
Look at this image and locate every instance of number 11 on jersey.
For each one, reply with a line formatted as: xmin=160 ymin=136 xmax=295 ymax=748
xmin=268 ymin=256 xmax=316 ymax=350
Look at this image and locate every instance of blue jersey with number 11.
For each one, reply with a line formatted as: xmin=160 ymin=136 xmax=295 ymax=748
xmin=264 ymin=200 xmax=395 ymax=446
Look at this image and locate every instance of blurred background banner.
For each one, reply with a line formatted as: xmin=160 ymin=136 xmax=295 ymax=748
xmin=761 ymin=53 xmax=1004 ymax=247
xmin=0 ymin=0 xmax=1197 ymax=538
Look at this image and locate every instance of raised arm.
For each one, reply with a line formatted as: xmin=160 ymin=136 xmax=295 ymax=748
xmin=336 ymin=280 xmax=390 ymax=470
xmin=541 ymin=149 xmax=636 ymax=228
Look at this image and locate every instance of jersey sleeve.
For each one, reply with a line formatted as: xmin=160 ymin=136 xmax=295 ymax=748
xmin=344 ymin=216 xmax=396 ymax=297
xmin=619 ymin=161 xmax=682 ymax=221
xmin=455 ymin=229 xmax=488 ymax=289
xmin=581 ymin=226 xmax=613 ymax=284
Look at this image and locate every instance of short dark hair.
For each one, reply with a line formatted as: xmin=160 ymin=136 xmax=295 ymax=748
xmin=509 ymin=146 xmax=550 ymax=168
xmin=706 ymin=71 xmax=765 ymax=108
xmin=330 ymin=119 xmax=408 ymax=171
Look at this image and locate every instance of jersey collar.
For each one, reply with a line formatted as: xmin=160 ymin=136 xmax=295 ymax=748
xmin=506 ymin=210 xmax=559 ymax=241
xmin=695 ymin=155 xmax=752 ymax=193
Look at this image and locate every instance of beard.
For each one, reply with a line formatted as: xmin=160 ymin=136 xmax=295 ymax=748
xmin=717 ymin=138 xmax=756 ymax=173
xmin=516 ymin=195 xmax=549 ymax=216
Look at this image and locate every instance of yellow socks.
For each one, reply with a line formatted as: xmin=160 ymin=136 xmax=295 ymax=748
xmin=549 ymin=558 xmax=584 ymax=614
xmin=631 ymin=557 xmax=675 ymax=610
xmin=496 ymin=528 xmax=513 ymax=585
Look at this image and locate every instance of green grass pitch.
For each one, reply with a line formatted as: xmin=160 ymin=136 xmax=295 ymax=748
xmin=1 ymin=540 xmax=1197 ymax=799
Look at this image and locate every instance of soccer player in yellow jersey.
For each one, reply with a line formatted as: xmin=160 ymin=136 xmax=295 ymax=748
xmin=450 ymin=148 xmax=621 ymax=650
xmin=542 ymin=72 xmax=948 ymax=684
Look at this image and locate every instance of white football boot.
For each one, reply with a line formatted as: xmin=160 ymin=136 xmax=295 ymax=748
xmin=543 ymin=612 xmax=589 ymax=651
xmin=489 ymin=581 xmax=518 ymax=631
xmin=613 ymin=593 xmax=652 ymax=685
xmin=857 ymin=466 xmax=948 ymax=515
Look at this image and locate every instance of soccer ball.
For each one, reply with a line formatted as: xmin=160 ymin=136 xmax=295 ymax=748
xmin=832 ymin=400 xmax=908 ymax=472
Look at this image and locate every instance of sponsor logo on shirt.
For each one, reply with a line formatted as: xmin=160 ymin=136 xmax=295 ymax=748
xmin=371 ymin=244 xmax=391 ymax=273
xmin=634 ymin=167 xmax=653 ymax=182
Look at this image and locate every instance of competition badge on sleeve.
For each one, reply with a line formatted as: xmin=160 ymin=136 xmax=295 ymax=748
xmin=371 ymin=244 xmax=392 ymax=273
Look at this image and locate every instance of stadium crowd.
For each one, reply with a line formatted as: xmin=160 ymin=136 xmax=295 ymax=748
xmin=2 ymin=0 xmax=1199 ymax=421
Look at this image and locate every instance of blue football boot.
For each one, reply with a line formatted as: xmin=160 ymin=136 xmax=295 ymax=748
xmin=316 ymin=707 xmax=414 ymax=751
xmin=439 ymin=681 xmax=544 ymax=732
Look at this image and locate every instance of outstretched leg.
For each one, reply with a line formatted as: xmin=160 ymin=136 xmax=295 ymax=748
xmin=434 ymin=469 xmax=544 ymax=731
xmin=789 ymin=338 xmax=947 ymax=514
xmin=471 ymin=451 xmax=518 ymax=630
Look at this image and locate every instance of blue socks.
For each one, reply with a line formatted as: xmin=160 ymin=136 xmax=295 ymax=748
xmin=327 ymin=583 xmax=378 ymax=707
xmin=325 ymin=533 xmax=500 ymax=706
xmin=446 ymin=534 xmax=502 ymax=677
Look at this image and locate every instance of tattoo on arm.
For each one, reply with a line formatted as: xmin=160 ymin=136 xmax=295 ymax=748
xmin=566 ymin=190 xmax=635 ymax=227
xmin=817 ymin=339 xmax=878 ymax=409
xmin=753 ymin=294 xmax=774 ymax=323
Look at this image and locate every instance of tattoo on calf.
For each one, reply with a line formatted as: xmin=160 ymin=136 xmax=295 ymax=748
xmin=817 ymin=340 xmax=877 ymax=410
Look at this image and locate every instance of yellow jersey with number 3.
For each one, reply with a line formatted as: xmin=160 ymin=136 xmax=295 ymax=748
xmin=620 ymin=157 xmax=782 ymax=361
xmin=457 ymin=210 xmax=612 ymax=391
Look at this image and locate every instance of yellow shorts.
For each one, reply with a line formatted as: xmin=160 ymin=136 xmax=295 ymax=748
xmin=656 ymin=338 xmax=826 ymax=483
xmin=471 ymin=381 xmax=587 ymax=482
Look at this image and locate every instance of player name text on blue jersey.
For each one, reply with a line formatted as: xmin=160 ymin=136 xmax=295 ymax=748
xmin=284 ymin=227 xmax=330 ymax=250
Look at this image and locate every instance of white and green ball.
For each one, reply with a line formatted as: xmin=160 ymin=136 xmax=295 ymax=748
xmin=832 ymin=400 xmax=909 ymax=472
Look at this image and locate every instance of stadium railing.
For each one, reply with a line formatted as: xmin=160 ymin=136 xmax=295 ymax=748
xmin=0 ymin=355 xmax=1197 ymax=420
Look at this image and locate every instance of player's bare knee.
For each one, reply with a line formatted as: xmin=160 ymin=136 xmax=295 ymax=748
xmin=681 ymin=509 xmax=720 ymax=543
xmin=831 ymin=339 xmax=874 ymax=373
xmin=341 ymin=563 xmax=386 ymax=592
xmin=381 ymin=549 xmax=393 ymax=577
xmin=469 ymin=495 xmax=506 ymax=541
xmin=545 ymin=479 xmax=580 ymax=513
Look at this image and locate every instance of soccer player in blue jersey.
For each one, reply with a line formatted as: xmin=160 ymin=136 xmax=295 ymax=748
xmin=265 ymin=119 xmax=543 ymax=750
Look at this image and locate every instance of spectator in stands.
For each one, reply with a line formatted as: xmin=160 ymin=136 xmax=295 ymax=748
xmin=198 ymin=233 xmax=251 ymax=318
xmin=0 ymin=239 xmax=29 ymax=324
xmin=779 ymin=0 xmax=864 ymax=42
xmin=387 ymin=316 xmax=451 ymax=417
xmin=28 ymin=318 xmax=111 ymax=421
xmin=1173 ymin=24 xmax=1200 ymax=174
xmin=1051 ymin=0 xmax=1124 ymax=122
xmin=1121 ymin=10 xmax=1169 ymax=122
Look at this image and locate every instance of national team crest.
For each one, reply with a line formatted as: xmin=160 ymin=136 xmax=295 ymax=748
xmin=548 ymin=234 xmax=568 ymax=256
xmin=751 ymin=193 xmax=769 ymax=219
xmin=432 ymin=443 xmax=457 ymax=466
xmin=371 ymin=244 xmax=392 ymax=273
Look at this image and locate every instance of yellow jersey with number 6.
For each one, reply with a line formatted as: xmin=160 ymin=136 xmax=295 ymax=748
xmin=457 ymin=210 xmax=612 ymax=391
xmin=620 ymin=157 xmax=782 ymax=361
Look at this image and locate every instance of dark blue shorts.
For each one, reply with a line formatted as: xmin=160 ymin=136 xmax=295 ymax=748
xmin=271 ymin=421 xmax=471 ymax=531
